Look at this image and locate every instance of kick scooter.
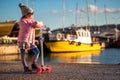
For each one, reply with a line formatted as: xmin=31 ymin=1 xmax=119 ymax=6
xmin=36 ymin=28 xmax=51 ymax=74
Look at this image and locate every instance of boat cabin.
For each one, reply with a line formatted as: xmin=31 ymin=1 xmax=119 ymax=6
xmin=73 ymin=29 xmax=92 ymax=43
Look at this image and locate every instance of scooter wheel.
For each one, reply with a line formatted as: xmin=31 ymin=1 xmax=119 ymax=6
xmin=37 ymin=66 xmax=42 ymax=74
xmin=46 ymin=66 xmax=51 ymax=73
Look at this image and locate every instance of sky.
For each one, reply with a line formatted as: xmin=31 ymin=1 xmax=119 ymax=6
xmin=0 ymin=0 xmax=120 ymax=30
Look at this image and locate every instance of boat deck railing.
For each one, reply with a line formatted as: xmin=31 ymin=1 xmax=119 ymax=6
xmin=0 ymin=36 xmax=18 ymax=44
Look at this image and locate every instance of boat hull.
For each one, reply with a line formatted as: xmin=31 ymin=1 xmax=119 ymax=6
xmin=0 ymin=21 xmax=16 ymax=36
xmin=44 ymin=41 xmax=101 ymax=52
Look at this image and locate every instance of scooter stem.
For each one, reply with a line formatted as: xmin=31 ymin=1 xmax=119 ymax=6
xmin=40 ymin=28 xmax=44 ymax=66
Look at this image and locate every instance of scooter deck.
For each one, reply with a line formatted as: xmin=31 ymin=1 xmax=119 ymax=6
xmin=23 ymin=66 xmax=51 ymax=74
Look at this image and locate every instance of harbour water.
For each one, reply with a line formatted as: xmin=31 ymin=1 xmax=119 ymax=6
xmin=42 ymin=48 xmax=120 ymax=64
xmin=0 ymin=48 xmax=120 ymax=64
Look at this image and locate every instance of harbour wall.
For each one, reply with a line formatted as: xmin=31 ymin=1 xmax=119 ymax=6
xmin=0 ymin=44 xmax=20 ymax=55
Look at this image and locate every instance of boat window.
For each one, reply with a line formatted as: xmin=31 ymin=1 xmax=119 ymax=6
xmin=77 ymin=32 xmax=80 ymax=37
xmin=82 ymin=32 xmax=84 ymax=37
xmin=78 ymin=32 xmax=81 ymax=37
xmin=86 ymin=32 xmax=88 ymax=37
xmin=78 ymin=32 xmax=80 ymax=37
xmin=84 ymin=32 xmax=86 ymax=37
xmin=86 ymin=33 xmax=88 ymax=37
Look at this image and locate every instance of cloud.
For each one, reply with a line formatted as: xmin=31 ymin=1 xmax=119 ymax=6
xmin=51 ymin=10 xmax=59 ymax=14
xmin=88 ymin=5 xmax=120 ymax=14
xmin=105 ymin=8 xmax=120 ymax=13
xmin=51 ymin=5 xmax=120 ymax=14
xmin=68 ymin=9 xmax=80 ymax=14
xmin=89 ymin=5 xmax=98 ymax=12
xmin=68 ymin=9 xmax=74 ymax=13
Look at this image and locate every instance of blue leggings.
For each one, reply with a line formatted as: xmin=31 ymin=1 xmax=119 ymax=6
xmin=20 ymin=47 xmax=40 ymax=67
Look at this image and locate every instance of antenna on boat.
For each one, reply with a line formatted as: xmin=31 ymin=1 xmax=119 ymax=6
xmin=86 ymin=0 xmax=90 ymax=31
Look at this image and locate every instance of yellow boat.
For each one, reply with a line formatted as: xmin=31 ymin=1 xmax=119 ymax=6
xmin=44 ymin=29 xmax=102 ymax=52
xmin=45 ymin=41 xmax=101 ymax=52
xmin=0 ymin=20 xmax=16 ymax=36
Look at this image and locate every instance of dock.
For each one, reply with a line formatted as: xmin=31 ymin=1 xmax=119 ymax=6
xmin=0 ymin=44 xmax=20 ymax=55
xmin=0 ymin=61 xmax=120 ymax=80
xmin=0 ymin=36 xmax=20 ymax=55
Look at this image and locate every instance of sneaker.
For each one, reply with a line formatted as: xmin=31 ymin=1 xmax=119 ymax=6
xmin=24 ymin=67 xmax=32 ymax=73
xmin=31 ymin=64 xmax=38 ymax=70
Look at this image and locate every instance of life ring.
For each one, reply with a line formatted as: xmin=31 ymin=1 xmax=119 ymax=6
xmin=56 ymin=33 xmax=62 ymax=40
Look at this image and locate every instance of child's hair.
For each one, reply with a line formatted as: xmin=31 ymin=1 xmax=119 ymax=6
xmin=21 ymin=13 xmax=33 ymax=19
xmin=21 ymin=16 xmax=26 ymax=19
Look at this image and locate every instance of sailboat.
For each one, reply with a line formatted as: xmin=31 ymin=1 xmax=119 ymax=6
xmin=44 ymin=0 xmax=102 ymax=52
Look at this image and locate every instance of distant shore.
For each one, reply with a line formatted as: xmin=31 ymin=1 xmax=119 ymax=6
xmin=0 ymin=61 xmax=120 ymax=80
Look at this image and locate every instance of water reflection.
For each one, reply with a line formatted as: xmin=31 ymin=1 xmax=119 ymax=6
xmin=0 ymin=54 xmax=20 ymax=61
xmin=0 ymin=48 xmax=120 ymax=64
xmin=49 ymin=50 xmax=101 ymax=64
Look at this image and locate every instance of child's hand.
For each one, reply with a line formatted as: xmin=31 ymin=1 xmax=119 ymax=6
xmin=34 ymin=21 xmax=44 ymax=28
xmin=37 ymin=21 xmax=47 ymax=28
xmin=42 ymin=25 xmax=47 ymax=28
xmin=37 ymin=21 xmax=44 ymax=26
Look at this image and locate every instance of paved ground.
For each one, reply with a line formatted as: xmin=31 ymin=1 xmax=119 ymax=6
xmin=0 ymin=61 xmax=120 ymax=80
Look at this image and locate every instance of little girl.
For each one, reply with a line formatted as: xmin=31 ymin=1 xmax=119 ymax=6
xmin=18 ymin=3 xmax=44 ymax=73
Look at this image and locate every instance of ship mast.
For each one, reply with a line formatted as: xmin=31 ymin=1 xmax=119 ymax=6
xmin=86 ymin=0 xmax=90 ymax=31
xmin=62 ymin=0 xmax=65 ymax=32
xmin=31 ymin=0 xmax=35 ymax=9
xmin=26 ymin=0 xmax=28 ymax=6
xmin=75 ymin=2 xmax=78 ymax=27
xmin=79 ymin=9 xmax=83 ymax=29
xmin=94 ymin=0 xmax=99 ymax=33
xmin=104 ymin=5 xmax=108 ymax=25
xmin=104 ymin=5 xmax=109 ymax=32
xmin=94 ymin=0 xmax=96 ymax=27
xmin=79 ymin=0 xmax=83 ymax=29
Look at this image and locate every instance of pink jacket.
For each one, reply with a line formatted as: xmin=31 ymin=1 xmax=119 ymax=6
xmin=18 ymin=18 xmax=38 ymax=43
